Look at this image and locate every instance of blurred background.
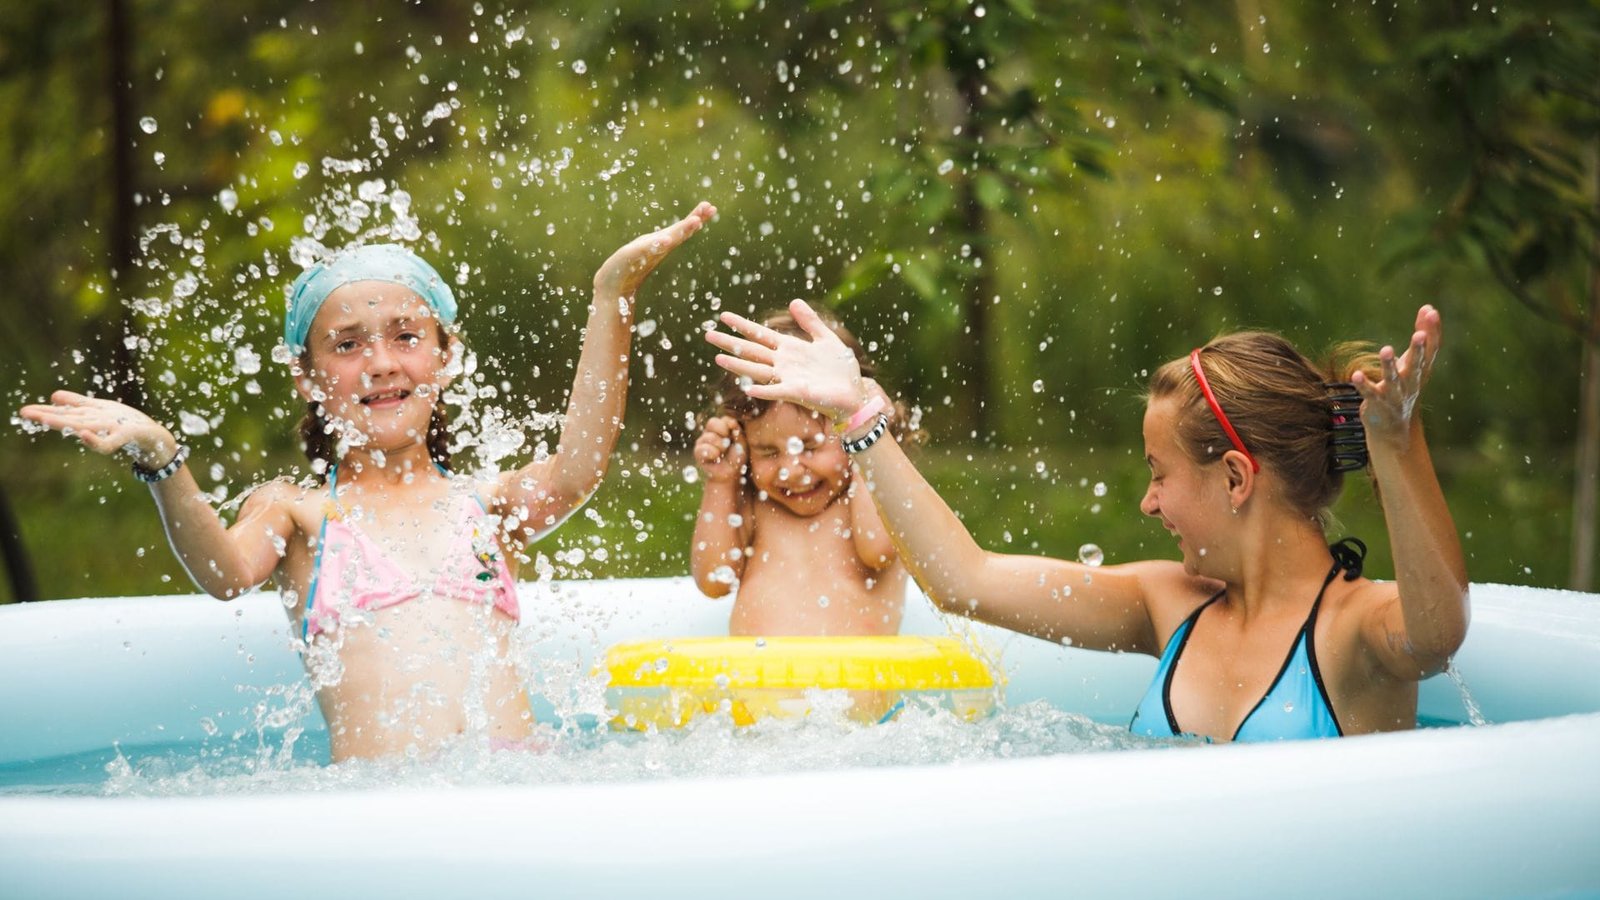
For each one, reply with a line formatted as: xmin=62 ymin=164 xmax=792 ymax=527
xmin=1 ymin=0 xmax=1596 ymax=602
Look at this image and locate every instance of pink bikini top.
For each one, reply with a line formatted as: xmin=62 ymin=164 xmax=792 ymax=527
xmin=301 ymin=466 xmax=519 ymax=640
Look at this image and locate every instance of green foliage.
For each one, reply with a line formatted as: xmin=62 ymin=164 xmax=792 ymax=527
xmin=1389 ymin=2 xmax=1600 ymax=339
xmin=0 ymin=0 xmax=1595 ymax=598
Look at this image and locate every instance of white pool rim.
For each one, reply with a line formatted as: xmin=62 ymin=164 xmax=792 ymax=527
xmin=2 ymin=579 xmax=1597 ymax=899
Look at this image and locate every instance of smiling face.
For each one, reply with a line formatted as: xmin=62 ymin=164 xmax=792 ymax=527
xmin=742 ymin=401 xmax=850 ymax=517
xmin=296 ymin=281 xmax=453 ymax=453
xmin=1140 ymin=397 xmax=1232 ymax=576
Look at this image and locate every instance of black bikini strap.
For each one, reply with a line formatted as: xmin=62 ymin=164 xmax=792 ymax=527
xmin=1329 ymin=537 xmax=1366 ymax=581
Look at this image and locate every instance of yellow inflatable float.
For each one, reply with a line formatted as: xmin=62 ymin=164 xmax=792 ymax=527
xmin=601 ymin=635 xmax=1000 ymax=730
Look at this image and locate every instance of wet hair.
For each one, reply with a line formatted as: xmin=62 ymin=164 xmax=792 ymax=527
xmin=295 ymin=323 xmax=455 ymax=482
xmin=709 ymin=309 xmax=916 ymax=442
xmin=1148 ymin=332 xmax=1381 ymax=522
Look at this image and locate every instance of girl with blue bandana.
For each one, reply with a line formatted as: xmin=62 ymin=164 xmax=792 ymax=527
xmin=21 ymin=201 xmax=716 ymax=762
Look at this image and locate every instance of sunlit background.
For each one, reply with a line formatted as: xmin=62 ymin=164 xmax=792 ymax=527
xmin=2 ymin=0 xmax=1596 ymax=601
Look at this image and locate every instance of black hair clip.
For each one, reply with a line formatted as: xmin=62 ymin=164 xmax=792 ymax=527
xmin=1324 ymin=382 xmax=1368 ymax=473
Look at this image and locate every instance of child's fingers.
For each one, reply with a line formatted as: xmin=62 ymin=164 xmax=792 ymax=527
xmin=50 ymin=389 xmax=92 ymax=406
xmin=693 ymin=438 xmax=721 ymax=465
xmin=17 ymin=405 xmax=78 ymax=432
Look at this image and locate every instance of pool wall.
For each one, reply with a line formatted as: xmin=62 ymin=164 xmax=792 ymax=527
xmin=2 ymin=579 xmax=1598 ymax=898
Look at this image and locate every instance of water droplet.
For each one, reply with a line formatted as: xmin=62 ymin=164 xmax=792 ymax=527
xmin=1212 ymin=286 xmax=1224 ymax=296
xmin=785 ymin=436 xmax=805 ymax=456
xmin=1032 ymin=380 xmax=1044 ymax=393
xmin=571 ymin=59 xmax=588 ymax=75
xmin=1092 ymin=481 xmax=1107 ymax=497
xmin=937 ymin=159 xmax=955 ymax=175
xmin=681 ymin=465 xmax=699 ymax=484
xmin=178 ymin=411 xmax=211 ymax=436
xmin=1077 ymin=543 xmax=1103 ymax=567
xmin=817 ymin=594 xmax=830 ymax=608
xmin=139 ymin=116 xmax=158 ymax=134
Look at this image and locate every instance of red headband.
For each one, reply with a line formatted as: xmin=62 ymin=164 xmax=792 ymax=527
xmin=1189 ymin=348 xmax=1261 ymax=473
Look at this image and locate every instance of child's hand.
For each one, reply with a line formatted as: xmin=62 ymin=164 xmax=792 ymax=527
xmin=594 ymin=201 xmax=717 ymax=300
xmin=694 ymin=416 xmax=747 ymax=484
xmin=1351 ymin=304 xmax=1441 ymax=451
xmin=18 ymin=390 xmax=181 ymax=469
xmin=706 ymin=299 xmax=866 ymax=422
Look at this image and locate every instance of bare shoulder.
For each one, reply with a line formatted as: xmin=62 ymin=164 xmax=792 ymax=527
xmin=1324 ymin=575 xmax=1401 ymax=631
xmin=1123 ymin=559 xmax=1224 ymax=638
xmin=238 ymin=477 xmax=323 ymax=532
xmin=487 ymin=459 xmax=556 ymax=505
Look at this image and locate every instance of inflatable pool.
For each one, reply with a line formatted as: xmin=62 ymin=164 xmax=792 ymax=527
xmin=1 ymin=578 xmax=1597 ymax=898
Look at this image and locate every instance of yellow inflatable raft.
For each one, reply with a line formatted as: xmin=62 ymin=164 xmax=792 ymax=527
xmin=601 ymin=635 xmax=1000 ymax=730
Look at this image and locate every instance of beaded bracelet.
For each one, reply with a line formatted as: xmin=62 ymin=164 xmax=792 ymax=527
xmin=132 ymin=444 xmax=190 ymax=483
xmin=842 ymin=414 xmax=889 ymax=454
xmin=834 ymin=395 xmax=886 ymax=435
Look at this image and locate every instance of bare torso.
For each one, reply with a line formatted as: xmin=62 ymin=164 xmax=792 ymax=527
xmin=269 ymin=473 xmax=533 ymax=760
xmin=728 ymin=496 xmax=906 ymax=636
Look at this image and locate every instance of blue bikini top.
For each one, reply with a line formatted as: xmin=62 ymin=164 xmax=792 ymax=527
xmin=1129 ymin=539 xmax=1366 ymax=743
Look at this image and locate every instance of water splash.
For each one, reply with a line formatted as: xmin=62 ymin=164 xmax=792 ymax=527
xmin=1445 ymin=664 xmax=1490 ymax=727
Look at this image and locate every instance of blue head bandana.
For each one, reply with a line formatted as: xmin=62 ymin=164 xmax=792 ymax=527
xmin=283 ymin=243 xmax=457 ymax=354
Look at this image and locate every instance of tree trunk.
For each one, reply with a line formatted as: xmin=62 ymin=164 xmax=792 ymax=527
xmin=0 ymin=485 xmax=38 ymax=602
xmin=106 ymin=0 xmax=142 ymax=407
xmin=1573 ymin=332 xmax=1599 ymax=591
xmin=1570 ymin=141 xmax=1600 ymax=591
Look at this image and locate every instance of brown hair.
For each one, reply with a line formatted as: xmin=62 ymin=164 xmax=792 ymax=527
xmin=709 ymin=309 xmax=916 ymax=441
xmin=295 ymin=323 xmax=455 ymax=482
xmin=1148 ymin=332 xmax=1380 ymax=522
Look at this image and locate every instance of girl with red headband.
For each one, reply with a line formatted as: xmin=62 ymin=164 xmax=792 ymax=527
xmin=707 ymin=301 xmax=1467 ymax=742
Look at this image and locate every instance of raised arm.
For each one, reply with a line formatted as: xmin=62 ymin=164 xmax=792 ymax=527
xmin=497 ymin=201 xmax=716 ymax=543
xmin=17 ymin=391 xmax=291 ymax=599
xmin=706 ymin=299 xmax=1164 ymax=653
xmin=846 ymin=474 xmax=896 ymax=570
xmin=1352 ymin=305 xmax=1471 ymax=679
xmin=690 ymin=415 xmax=751 ymax=597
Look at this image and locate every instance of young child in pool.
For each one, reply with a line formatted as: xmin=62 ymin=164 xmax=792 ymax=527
xmin=20 ymin=201 xmax=715 ymax=762
xmin=690 ymin=310 xmax=908 ymax=636
xmin=709 ymin=299 xmax=1469 ymax=742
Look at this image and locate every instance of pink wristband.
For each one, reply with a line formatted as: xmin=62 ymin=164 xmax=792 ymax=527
xmin=840 ymin=395 xmax=887 ymax=434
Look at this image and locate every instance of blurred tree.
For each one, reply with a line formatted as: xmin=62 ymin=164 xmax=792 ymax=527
xmin=825 ymin=0 xmax=1108 ymax=439
xmin=1389 ymin=3 xmax=1600 ymax=589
